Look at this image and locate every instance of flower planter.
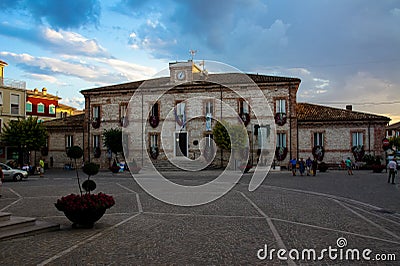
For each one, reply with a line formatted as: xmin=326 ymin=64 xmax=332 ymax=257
xmin=64 ymin=208 xmax=106 ymax=228
xmin=274 ymin=112 xmax=287 ymax=126
xmin=55 ymin=193 xmax=115 ymax=229
xmin=92 ymin=118 xmax=101 ymax=129
xmin=240 ymin=112 xmax=250 ymax=126
xmin=149 ymin=115 xmax=159 ymax=128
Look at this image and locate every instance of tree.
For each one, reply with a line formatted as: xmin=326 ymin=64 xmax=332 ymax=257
xmin=212 ymin=121 xmax=248 ymax=151
xmin=389 ymin=136 xmax=400 ymax=150
xmin=212 ymin=121 xmax=231 ymax=150
xmin=1 ymin=116 xmax=47 ymax=166
xmin=67 ymin=146 xmax=84 ymax=195
xmin=103 ymin=127 xmax=123 ymax=161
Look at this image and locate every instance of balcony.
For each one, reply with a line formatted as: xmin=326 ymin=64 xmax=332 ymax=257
xmin=0 ymin=77 xmax=26 ymax=90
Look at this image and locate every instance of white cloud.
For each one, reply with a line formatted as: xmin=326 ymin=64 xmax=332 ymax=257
xmin=0 ymin=51 xmax=153 ymax=85
xmin=42 ymin=27 xmax=110 ymax=58
xmin=60 ymin=97 xmax=85 ymax=110
xmin=25 ymin=73 xmax=60 ymax=84
xmin=390 ymin=8 xmax=400 ymax=17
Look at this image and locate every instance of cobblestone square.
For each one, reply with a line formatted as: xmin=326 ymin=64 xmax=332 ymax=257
xmin=0 ymin=169 xmax=399 ymax=265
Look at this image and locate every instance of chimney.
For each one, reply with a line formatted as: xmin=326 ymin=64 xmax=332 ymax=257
xmin=346 ymin=105 xmax=352 ymax=111
xmin=34 ymin=88 xmax=38 ymax=94
xmin=42 ymin=87 xmax=47 ymax=96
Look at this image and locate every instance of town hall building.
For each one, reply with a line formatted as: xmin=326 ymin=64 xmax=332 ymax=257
xmin=43 ymin=60 xmax=390 ymax=170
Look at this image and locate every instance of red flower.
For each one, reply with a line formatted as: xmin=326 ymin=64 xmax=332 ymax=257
xmin=55 ymin=193 xmax=115 ymax=212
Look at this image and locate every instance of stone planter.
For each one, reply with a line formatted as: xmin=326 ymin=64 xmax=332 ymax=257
xmin=63 ymin=208 xmax=106 ymax=228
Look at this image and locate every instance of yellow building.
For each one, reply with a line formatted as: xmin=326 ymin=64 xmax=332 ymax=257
xmin=0 ymin=60 xmax=27 ymax=162
xmin=57 ymin=103 xmax=84 ymax=118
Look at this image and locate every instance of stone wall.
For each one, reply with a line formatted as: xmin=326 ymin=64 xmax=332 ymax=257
xmin=298 ymin=122 xmax=387 ymax=165
xmin=83 ymin=80 xmax=300 ymax=169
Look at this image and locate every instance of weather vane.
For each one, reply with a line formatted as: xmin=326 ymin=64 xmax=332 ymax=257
xmin=189 ymin=49 xmax=197 ymax=60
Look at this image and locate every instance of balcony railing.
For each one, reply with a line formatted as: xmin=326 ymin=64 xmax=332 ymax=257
xmin=0 ymin=77 xmax=26 ymax=90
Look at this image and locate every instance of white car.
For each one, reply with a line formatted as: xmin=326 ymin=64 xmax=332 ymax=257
xmin=0 ymin=163 xmax=29 ymax=181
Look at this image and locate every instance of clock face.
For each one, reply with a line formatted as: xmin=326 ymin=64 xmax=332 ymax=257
xmin=176 ymin=71 xmax=186 ymax=80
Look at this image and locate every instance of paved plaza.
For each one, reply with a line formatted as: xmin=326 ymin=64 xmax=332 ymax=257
xmin=0 ymin=168 xmax=400 ymax=265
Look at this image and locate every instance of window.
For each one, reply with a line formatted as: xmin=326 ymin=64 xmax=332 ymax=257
xmin=175 ymin=101 xmax=186 ymax=128
xmin=66 ymin=135 xmax=73 ymax=149
xmin=150 ymin=134 xmax=158 ymax=148
xmin=205 ymin=100 xmax=213 ymax=131
xmin=205 ymin=100 xmax=213 ymax=115
xmin=314 ymin=132 xmax=324 ymax=146
xmin=49 ymin=104 xmax=55 ymax=114
xmin=0 ymin=119 xmax=2 ymax=133
xmin=93 ymin=106 xmax=100 ymax=119
xmin=151 ymin=102 xmax=159 ymax=117
xmin=11 ymin=94 xmax=20 ymax=115
xmin=238 ymin=99 xmax=249 ymax=114
xmin=352 ymin=132 xmax=363 ymax=146
xmin=93 ymin=135 xmax=100 ymax=148
xmin=257 ymin=126 xmax=270 ymax=150
xmin=119 ymin=103 xmax=128 ymax=121
xmin=26 ymin=102 xmax=32 ymax=112
xmin=37 ymin=103 xmax=45 ymax=113
xmin=277 ymin=133 xmax=287 ymax=148
xmin=276 ymin=99 xmax=286 ymax=114
xmin=205 ymin=134 xmax=213 ymax=148
xmin=0 ymin=92 xmax=3 ymax=106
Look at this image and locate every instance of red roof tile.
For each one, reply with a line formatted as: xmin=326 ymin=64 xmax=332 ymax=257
xmin=297 ymin=103 xmax=390 ymax=122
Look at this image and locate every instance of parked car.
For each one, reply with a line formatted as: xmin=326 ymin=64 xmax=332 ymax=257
xmin=0 ymin=163 xmax=29 ymax=181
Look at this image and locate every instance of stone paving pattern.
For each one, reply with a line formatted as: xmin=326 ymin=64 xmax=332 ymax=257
xmin=0 ymin=169 xmax=399 ymax=265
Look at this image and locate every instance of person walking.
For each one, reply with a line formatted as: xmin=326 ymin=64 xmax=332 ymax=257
xmin=39 ymin=158 xmax=45 ymax=177
xmin=290 ymin=158 xmax=297 ymax=176
xmin=0 ymin=166 xmax=4 ymax=197
xmin=345 ymin=157 xmax=353 ymax=175
xmin=387 ymin=158 xmax=397 ymax=184
xmin=306 ymin=157 xmax=312 ymax=176
xmin=311 ymin=158 xmax=318 ymax=176
xmin=299 ymin=158 xmax=306 ymax=176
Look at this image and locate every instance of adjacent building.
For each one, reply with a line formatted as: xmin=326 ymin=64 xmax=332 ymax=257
xmin=297 ymin=103 xmax=390 ymax=166
xmin=386 ymin=121 xmax=400 ymax=139
xmin=26 ymin=87 xmax=61 ymax=121
xmin=0 ymin=60 xmax=27 ymax=162
xmin=42 ymin=114 xmax=85 ymax=168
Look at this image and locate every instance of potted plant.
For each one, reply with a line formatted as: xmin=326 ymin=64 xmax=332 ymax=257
xmin=55 ymin=146 xmax=115 ymax=228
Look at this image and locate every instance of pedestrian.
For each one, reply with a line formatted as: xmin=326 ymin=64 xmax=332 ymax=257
xmin=311 ymin=159 xmax=318 ymax=176
xmin=345 ymin=157 xmax=353 ymax=175
xmin=0 ymin=165 xmax=4 ymax=197
xmin=387 ymin=158 xmax=397 ymax=184
xmin=299 ymin=158 xmax=305 ymax=176
xmin=306 ymin=157 xmax=312 ymax=176
xmin=290 ymin=158 xmax=297 ymax=176
xmin=39 ymin=158 xmax=45 ymax=177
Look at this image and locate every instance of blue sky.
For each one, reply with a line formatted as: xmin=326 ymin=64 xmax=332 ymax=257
xmin=0 ymin=0 xmax=399 ymax=122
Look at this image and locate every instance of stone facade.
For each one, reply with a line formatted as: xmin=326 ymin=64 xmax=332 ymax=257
xmin=297 ymin=103 xmax=389 ymax=166
xmin=81 ymin=65 xmax=301 ymax=169
xmin=42 ymin=114 xmax=84 ymax=168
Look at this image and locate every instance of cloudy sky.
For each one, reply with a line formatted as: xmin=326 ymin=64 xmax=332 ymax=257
xmin=0 ymin=0 xmax=399 ymax=122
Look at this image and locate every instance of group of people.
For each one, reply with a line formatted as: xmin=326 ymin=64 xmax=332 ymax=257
xmin=289 ymin=157 xmax=318 ymax=176
xmin=289 ymin=156 xmax=355 ymax=176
